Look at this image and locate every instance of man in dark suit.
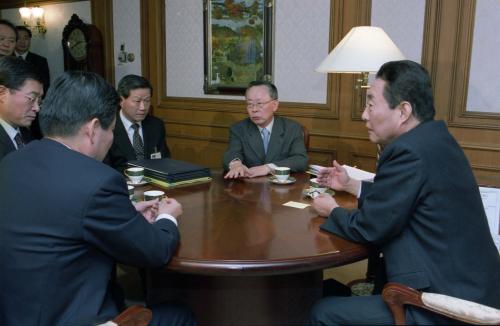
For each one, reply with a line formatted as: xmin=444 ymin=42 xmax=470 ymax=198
xmin=309 ymin=60 xmax=500 ymax=324
xmin=0 ymin=55 xmax=43 ymax=161
xmin=15 ymin=25 xmax=50 ymax=139
xmin=105 ymin=74 xmax=170 ymax=172
xmin=0 ymin=71 xmax=195 ymax=325
xmin=223 ymin=81 xmax=308 ymax=178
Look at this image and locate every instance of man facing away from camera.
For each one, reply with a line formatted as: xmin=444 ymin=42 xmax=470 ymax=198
xmin=0 ymin=71 xmax=195 ymax=325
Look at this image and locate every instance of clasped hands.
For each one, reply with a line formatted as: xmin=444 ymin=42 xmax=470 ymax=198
xmin=224 ymin=161 xmax=271 ymax=179
xmin=133 ymin=198 xmax=182 ymax=224
xmin=312 ymin=160 xmax=361 ymax=217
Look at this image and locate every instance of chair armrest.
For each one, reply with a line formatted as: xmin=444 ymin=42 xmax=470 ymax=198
xmin=98 ymin=305 xmax=152 ymax=326
xmin=382 ymin=282 xmax=500 ymax=325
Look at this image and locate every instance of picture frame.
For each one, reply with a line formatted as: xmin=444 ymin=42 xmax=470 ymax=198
xmin=203 ymin=0 xmax=274 ymax=95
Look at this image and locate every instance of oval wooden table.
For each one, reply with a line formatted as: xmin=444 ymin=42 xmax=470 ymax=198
xmin=138 ymin=171 xmax=370 ymax=325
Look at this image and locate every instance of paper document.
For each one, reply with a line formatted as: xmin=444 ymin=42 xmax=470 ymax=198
xmin=283 ymin=201 xmax=310 ymax=209
xmin=479 ymin=187 xmax=500 ymax=253
xmin=342 ymin=165 xmax=375 ymax=182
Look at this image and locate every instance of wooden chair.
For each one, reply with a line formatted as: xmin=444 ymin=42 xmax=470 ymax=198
xmin=382 ymin=282 xmax=500 ymax=325
xmin=301 ymin=125 xmax=310 ymax=151
xmin=99 ymin=305 xmax=152 ymax=326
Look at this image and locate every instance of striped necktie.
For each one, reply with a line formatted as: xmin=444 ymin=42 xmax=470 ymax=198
xmin=261 ymin=128 xmax=270 ymax=154
xmin=14 ymin=132 xmax=24 ymax=149
xmin=131 ymin=123 xmax=144 ymax=160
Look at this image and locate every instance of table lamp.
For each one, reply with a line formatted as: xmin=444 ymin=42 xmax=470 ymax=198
xmin=316 ymin=26 xmax=405 ymax=89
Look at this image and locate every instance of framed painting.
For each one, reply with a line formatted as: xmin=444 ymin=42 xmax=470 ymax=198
xmin=203 ymin=0 xmax=274 ymax=95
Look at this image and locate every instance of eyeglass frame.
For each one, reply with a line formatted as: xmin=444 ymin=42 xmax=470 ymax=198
xmin=245 ymin=98 xmax=277 ymax=110
xmin=10 ymin=88 xmax=43 ymax=107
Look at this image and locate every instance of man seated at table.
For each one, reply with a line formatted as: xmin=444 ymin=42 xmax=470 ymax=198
xmin=105 ymin=74 xmax=170 ymax=172
xmin=308 ymin=60 xmax=500 ymax=324
xmin=0 ymin=71 xmax=195 ymax=325
xmin=0 ymin=56 xmax=43 ymax=161
xmin=223 ymin=80 xmax=308 ymax=179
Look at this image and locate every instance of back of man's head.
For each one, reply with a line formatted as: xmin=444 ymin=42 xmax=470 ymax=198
xmin=117 ymin=74 xmax=153 ymax=98
xmin=40 ymin=71 xmax=119 ymax=137
xmin=0 ymin=56 xmax=43 ymax=91
xmin=376 ymin=60 xmax=435 ymax=122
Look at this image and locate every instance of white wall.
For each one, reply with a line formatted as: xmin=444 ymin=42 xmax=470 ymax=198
xmin=164 ymin=0 xmax=427 ymax=103
xmin=2 ymin=1 xmax=91 ymax=84
xmin=113 ymin=0 xmax=142 ymax=85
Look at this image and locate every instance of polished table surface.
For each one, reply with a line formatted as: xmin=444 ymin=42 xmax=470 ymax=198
xmin=138 ymin=171 xmax=370 ymax=275
xmin=138 ymin=171 xmax=370 ymax=325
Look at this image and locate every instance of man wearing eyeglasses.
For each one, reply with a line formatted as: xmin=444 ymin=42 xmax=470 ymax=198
xmin=105 ymin=74 xmax=171 ymax=172
xmin=223 ymin=80 xmax=308 ymax=178
xmin=0 ymin=19 xmax=17 ymax=57
xmin=0 ymin=56 xmax=43 ymax=161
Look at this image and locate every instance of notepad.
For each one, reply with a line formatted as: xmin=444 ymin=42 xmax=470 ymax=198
xmin=479 ymin=187 xmax=500 ymax=253
xmin=283 ymin=201 xmax=310 ymax=209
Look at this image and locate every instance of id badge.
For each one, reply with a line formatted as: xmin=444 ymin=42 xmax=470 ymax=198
xmin=150 ymin=152 xmax=162 ymax=159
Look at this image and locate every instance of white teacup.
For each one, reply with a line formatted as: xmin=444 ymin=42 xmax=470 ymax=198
xmin=144 ymin=190 xmax=166 ymax=201
xmin=310 ymin=178 xmax=327 ymax=193
xmin=274 ymin=167 xmax=290 ymax=182
xmin=125 ymin=167 xmax=144 ymax=184
xmin=127 ymin=185 xmax=135 ymax=200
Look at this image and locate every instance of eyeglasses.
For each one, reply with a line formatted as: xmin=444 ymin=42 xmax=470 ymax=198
xmin=12 ymin=89 xmax=43 ymax=107
xmin=246 ymin=99 xmax=276 ymax=109
xmin=131 ymin=97 xmax=151 ymax=105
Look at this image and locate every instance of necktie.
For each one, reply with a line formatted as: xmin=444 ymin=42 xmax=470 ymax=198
xmin=14 ymin=132 xmax=24 ymax=149
xmin=261 ymin=128 xmax=270 ymax=154
xmin=131 ymin=123 xmax=144 ymax=160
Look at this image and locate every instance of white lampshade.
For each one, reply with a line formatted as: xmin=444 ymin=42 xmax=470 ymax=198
xmin=31 ymin=7 xmax=44 ymax=19
xmin=316 ymin=26 xmax=405 ymax=74
xmin=19 ymin=7 xmax=31 ymax=19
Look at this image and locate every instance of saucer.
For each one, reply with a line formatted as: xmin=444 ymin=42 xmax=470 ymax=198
xmin=268 ymin=176 xmax=296 ymax=185
xmin=127 ymin=179 xmax=149 ymax=186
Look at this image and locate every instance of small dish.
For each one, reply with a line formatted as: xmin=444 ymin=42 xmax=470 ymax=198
xmin=268 ymin=176 xmax=296 ymax=184
xmin=126 ymin=179 xmax=149 ymax=186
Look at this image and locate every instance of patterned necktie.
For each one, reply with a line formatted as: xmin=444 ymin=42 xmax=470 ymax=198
xmin=261 ymin=128 xmax=270 ymax=154
xmin=131 ymin=123 xmax=144 ymax=160
xmin=14 ymin=132 xmax=24 ymax=149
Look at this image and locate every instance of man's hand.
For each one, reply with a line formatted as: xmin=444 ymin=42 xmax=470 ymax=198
xmin=247 ymin=165 xmax=272 ymax=178
xmin=158 ymin=198 xmax=183 ymax=218
xmin=312 ymin=194 xmax=338 ymax=217
xmin=134 ymin=199 xmax=159 ymax=223
xmin=224 ymin=161 xmax=250 ymax=179
xmin=316 ymin=160 xmax=351 ymax=191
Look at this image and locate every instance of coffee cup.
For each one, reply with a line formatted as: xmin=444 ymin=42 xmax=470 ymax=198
xmin=125 ymin=167 xmax=144 ymax=184
xmin=144 ymin=190 xmax=166 ymax=201
xmin=127 ymin=185 xmax=135 ymax=200
xmin=310 ymin=178 xmax=327 ymax=192
xmin=274 ymin=167 xmax=290 ymax=182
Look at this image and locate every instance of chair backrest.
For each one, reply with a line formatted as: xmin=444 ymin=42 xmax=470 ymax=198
xmin=301 ymin=125 xmax=310 ymax=151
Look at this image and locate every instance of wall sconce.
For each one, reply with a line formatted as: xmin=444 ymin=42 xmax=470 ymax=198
xmin=19 ymin=6 xmax=47 ymax=35
xmin=316 ymin=26 xmax=405 ymax=89
xmin=117 ymin=43 xmax=135 ymax=65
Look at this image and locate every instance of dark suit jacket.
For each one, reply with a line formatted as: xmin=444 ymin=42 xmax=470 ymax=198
xmin=0 ymin=139 xmax=180 ymax=325
xmin=25 ymin=51 xmax=50 ymax=139
xmin=105 ymin=114 xmax=171 ymax=172
xmin=0 ymin=124 xmax=32 ymax=161
xmin=320 ymin=120 xmax=500 ymax=323
xmin=222 ymin=116 xmax=308 ymax=172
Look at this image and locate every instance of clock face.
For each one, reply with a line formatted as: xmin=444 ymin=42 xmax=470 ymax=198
xmin=67 ymin=28 xmax=87 ymax=62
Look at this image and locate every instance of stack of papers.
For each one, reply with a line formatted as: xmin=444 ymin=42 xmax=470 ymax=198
xmin=307 ymin=164 xmax=375 ymax=182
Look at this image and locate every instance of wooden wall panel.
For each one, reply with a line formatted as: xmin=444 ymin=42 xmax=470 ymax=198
xmin=146 ymin=0 xmax=499 ymax=184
